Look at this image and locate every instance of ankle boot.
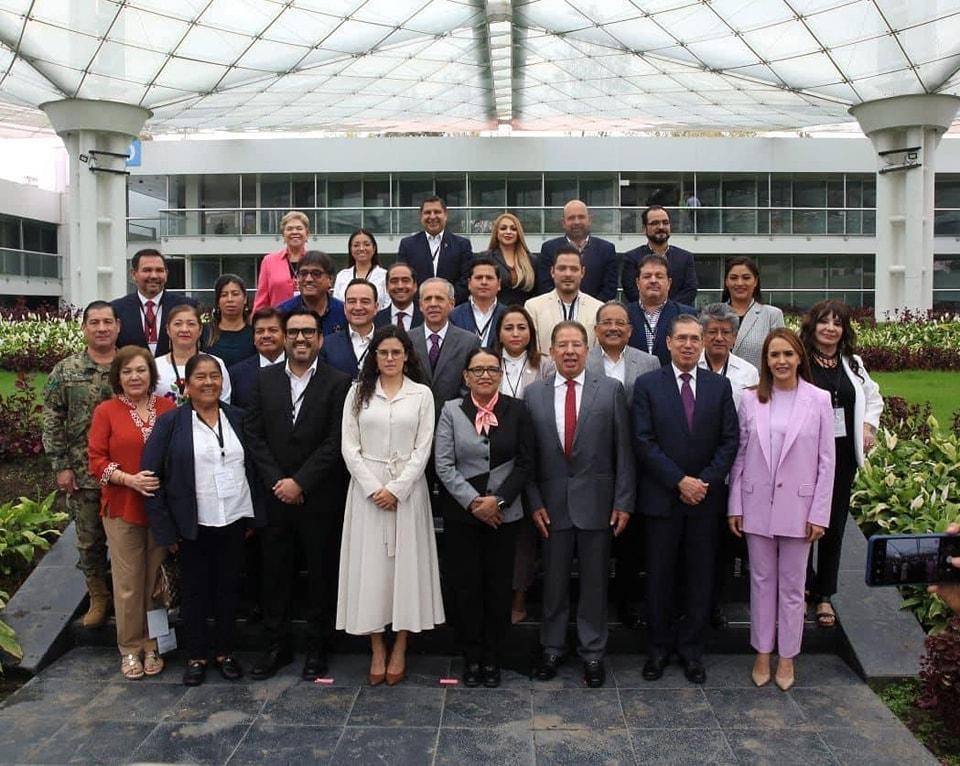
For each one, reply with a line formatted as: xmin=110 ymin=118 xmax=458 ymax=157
xmin=83 ymin=576 xmax=112 ymax=628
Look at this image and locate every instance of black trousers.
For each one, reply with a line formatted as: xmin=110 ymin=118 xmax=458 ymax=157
xmin=261 ymin=506 xmax=341 ymax=650
xmin=445 ymin=518 xmax=518 ymax=666
xmin=644 ymin=512 xmax=719 ymax=662
xmin=807 ymin=449 xmax=857 ymax=600
xmin=178 ymin=521 xmax=246 ymax=659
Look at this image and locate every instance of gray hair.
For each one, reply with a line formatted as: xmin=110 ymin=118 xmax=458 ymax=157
xmin=420 ymin=277 xmax=455 ymax=301
xmin=595 ymin=300 xmax=630 ymax=324
xmin=698 ymin=302 xmax=740 ymax=333
xmin=668 ymin=313 xmax=702 ymax=337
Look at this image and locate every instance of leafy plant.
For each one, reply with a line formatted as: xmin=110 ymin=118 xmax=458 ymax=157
xmin=0 ymin=308 xmax=84 ymax=373
xmin=0 ymin=589 xmax=22 ymax=671
xmin=918 ymin=616 xmax=960 ymax=735
xmin=0 ymin=374 xmax=44 ymax=460
xmin=0 ymin=492 xmax=68 ymax=577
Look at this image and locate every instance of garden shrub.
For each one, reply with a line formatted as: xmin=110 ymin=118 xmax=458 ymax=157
xmin=918 ymin=616 xmax=960 ymax=734
xmin=0 ymin=375 xmax=44 ymax=460
xmin=0 ymin=589 xmax=22 ymax=669
xmin=0 ymin=305 xmax=83 ymax=373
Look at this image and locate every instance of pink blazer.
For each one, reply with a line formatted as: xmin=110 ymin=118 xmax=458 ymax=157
xmin=253 ymin=248 xmax=298 ymax=311
xmin=728 ymin=379 xmax=835 ymax=539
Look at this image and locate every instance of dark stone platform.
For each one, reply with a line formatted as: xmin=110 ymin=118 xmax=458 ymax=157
xmin=0 ymin=646 xmax=937 ymax=765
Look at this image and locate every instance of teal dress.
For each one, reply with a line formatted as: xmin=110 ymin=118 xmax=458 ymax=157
xmin=203 ymin=326 xmax=255 ymax=368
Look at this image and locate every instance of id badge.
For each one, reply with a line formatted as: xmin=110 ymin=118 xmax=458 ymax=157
xmin=292 ymin=289 xmax=301 ymax=298
xmin=215 ymin=467 xmax=240 ymax=499
xmin=833 ymin=408 xmax=847 ymax=438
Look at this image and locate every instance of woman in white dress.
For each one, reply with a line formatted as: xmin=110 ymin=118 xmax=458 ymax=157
xmin=332 ymin=228 xmax=389 ymax=310
xmin=337 ymin=324 xmax=444 ymax=686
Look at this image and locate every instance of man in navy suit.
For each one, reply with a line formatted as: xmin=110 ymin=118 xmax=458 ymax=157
xmin=621 ymin=206 xmax=698 ymax=306
xmin=111 ymin=248 xmax=196 ymax=356
xmin=228 ymin=307 xmax=286 ymax=410
xmin=322 ymin=279 xmax=379 ymax=378
xmin=536 ymin=200 xmax=618 ymax=301
xmin=374 ymin=261 xmax=423 ymax=331
xmin=397 ymin=196 xmax=473 ymax=305
xmin=632 ymin=314 xmax=739 ymax=685
xmin=448 ymin=257 xmax=508 ymax=347
xmin=627 ymin=254 xmax=696 ymax=366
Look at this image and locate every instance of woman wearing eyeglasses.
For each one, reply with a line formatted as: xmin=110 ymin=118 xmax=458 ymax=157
xmin=337 ymin=325 xmax=444 ymax=686
xmin=434 ymin=347 xmax=534 ymax=687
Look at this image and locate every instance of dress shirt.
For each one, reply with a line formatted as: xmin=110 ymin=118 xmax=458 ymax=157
xmin=192 ymin=410 xmax=255 ymax=528
xmin=259 ymin=352 xmax=285 ymax=368
xmin=567 ymin=236 xmax=590 ymax=252
xmin=391 ymin=303 xmax=416 ymax=330
xmin=349 ymin=326 xmax=374 ymax=368
xmin=470 ymin=298 xmax=497 ymax=345
xmin=671 ymin=362 xmax=698 ymax=397
xmin=698 ymin=351 xmax=759 ymax=410
xmin=285 ymin=356 xmax=319 ymax=422
xmin=553 ymin=370 xmax=585 ymax=447
xmin=640 ymin=301 xmax=666 ymax=354
xmin=139 ymin=291 xmax=164 ymax=354
xmin=601 ymin=349 xmax=626 ymax=386
xmin=425 ymin=322 xmax=450 ymax=348
xmin=427 ymin=230 xmax=445 ymax=275
xmin=501 ymin=352 xmax=528 ymax=398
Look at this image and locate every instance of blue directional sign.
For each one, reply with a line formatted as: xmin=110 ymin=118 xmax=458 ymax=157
xmin=126 ymin=139 xmax=142 ymax=167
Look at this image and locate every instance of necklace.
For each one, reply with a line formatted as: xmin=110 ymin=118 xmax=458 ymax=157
xmin=812 ymin=346 xmax=840 ymax=368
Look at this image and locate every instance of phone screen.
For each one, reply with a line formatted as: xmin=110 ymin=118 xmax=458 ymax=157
xmin=868 ymin=535 xmax=960 ymax=586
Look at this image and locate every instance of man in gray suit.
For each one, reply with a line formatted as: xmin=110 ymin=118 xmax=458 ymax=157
xmin=525 ymin=320 xmax=636 ymax=687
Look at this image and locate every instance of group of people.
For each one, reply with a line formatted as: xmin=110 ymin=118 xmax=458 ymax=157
xmin=40 ymin=197 xmax=883 ymax=693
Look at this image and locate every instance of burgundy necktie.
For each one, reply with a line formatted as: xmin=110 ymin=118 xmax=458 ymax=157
xmin=564 ymin=379 xmax=577 ymax=459
xmin=144 ymin=300 xmax=157 ymax=343
xmin=680 ymin=372 xmax=695 ymax=430
xmin=428 ymin=333 xmax=441 ymax=370
xmin=396 ymin=311 xmax=406 ymax=330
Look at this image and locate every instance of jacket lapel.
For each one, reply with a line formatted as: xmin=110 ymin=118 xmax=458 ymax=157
xmin=573 ymin=374 xmax=600 ymax=450
xmin=541 ymin=375 xmax=565 ymax=455
xmin=412 ymin=328 xmax=432 ymax=384
xmin=738 ymin=305 xmax=760 ymax=342
xmin=755 ymin=391 xmax=773 ymax=472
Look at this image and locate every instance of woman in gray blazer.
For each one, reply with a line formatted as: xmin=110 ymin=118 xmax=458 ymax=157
xmin=723 ymin=257 xmax=785 ymax=371
xmin=435 ymin=347 xmax=535 ymax=688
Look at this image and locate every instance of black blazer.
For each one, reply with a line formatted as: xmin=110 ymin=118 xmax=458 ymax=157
xmin=375 ymin=304 xmax=423 ymax=330
xmin=626 ymin=299 xmax=697 ymax=366
xmin=322 ymin=329 xmax=363 ymax=378
xmin=112 ymin=291 xmax=197 ymax=357
xmin=536 ymin=236 xmax=618 ymax=301
xmin=621 ymin=244 xmax=698 ymax=306
xmin=484 ymin=248 xmax=539 ymax=307
xmin=142 ymin=402 xmax=266 ymax=546
xmin=243 ymin=359 xmax=352 ymax=515
xmin=397 ymin=230 xmax=473 ymax=305
xmin=228 ymin=354 xmax=281 ymax=411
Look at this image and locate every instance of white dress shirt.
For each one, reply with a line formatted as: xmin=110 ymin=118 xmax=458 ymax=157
xmin=698 ymin=350 xmax=759 ymax=410
xmin=285 ymin=356 xmax=319 ymax=422
xmin=349 ymin=326 xmax=374 ymax=368
xmin=425 ymin=322 xmax=449 ymax=348
xmin=426 ymin=230 xmax=445 ymax=275
xmin=391 ymin=303 xmax=415 ymax=330
xmin=601 ymin=349 xmax=626 ymax=386
xmin=501 ymin=352 xmax=528 ymax=398
xmin=138 ymin=291 xmax=164 ymax=355
xmin=553 ymin=370 xmax=585 ymax=446
xmin=470 ymin=298 xmax=497 ymax=345
xmin=192 ymin=410 xmax=255 ymax=528
xmin=259 ymin=352 xmax=285 ymax=367
xmin=671 ymin=362 xmax=698 ymax=397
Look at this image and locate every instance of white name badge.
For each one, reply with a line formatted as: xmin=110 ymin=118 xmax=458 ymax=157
xmin=833 ymin=408 xmax=847 ymax=438
xmin=215 ymin=467 xmax=241 ymax=499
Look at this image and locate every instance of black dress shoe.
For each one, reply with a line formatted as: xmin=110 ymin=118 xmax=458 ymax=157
xmin=534 ymin=652 xmax=564 ymax=681
xmin=250 ymin=646 xmax=293 ymax=680
xmin=618 ymin=600 xmax=641 ymax=630
xmin=302 ymin=649 xmax=329 ymax=681
xmin=481 ymin=664 xmax=501 ymax=688
xmin=642 ymin=655 xmax=669 ymax=681
xmin=462 ymin=662 xmax=482 ymax=687
xmin=215 ymin=656 xmax=243 ymax=681
xmin=583 ymin=659 xmax=605 ymax=688
xmin=682 ymin=658 xmax=706 ymax=685
xmin=710 ymin=605 xmax=728 ymax=630
xmin=183 ymin=660 xmax=207 ymax=687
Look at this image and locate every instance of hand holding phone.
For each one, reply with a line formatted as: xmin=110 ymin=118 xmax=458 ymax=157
xmin=927 ymin=523 xmax=960 ymax=613
xmin=865 ymin=531 xmax=960 ymax=587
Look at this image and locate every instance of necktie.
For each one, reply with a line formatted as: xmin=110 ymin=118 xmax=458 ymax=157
xmin=144 ymin=300 xmax=157 ymax=343
xmin=428 ymin=333 xmax=441 ymax=370
xmin=396 ymin=311 xmax=406 ymax=330
xmin=680 ymin=372 xmax=695 ymax=430
xmin=564 ymin=379 xmax=577 ymax=459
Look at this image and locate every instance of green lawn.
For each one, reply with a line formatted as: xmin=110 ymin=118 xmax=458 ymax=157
xmin=871 ymin=370 xmax=958 ymax=426
xmin=0 ymin=370 xmax=47 ymax=398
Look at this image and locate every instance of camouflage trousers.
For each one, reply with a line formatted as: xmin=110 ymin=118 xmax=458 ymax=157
xmin=66 ymin=488 xmax=108 ymax=580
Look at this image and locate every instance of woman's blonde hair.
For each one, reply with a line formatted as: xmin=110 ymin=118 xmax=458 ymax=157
xmin=280 ymin=210 xmax=310 ymax=233
xmin=487 ymin=213 xmax=535 ymax=291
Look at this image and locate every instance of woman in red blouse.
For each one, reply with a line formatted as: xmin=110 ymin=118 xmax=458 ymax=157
xmin=88 ymin=345 xmax=176 ymax=679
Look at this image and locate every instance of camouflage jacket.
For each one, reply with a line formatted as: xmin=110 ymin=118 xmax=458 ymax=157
xmin=42 ymin=351 xmax=113 ymax=488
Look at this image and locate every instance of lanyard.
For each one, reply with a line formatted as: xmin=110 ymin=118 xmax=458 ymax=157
xmin=641 ymin=312 xmax=657 ymax=353
xmin=503 ymin=354 xmax=527 ymax=398
xmin=198 ymin=410 xmax=225 ymax=460
xmin=287 ymin=256 xmax=299 ymax=280
xmin=474 ymin=310 xmax=496 ymax=343
xmin=169 ymin=353 xmax=186 ymax=395
xmin=558 ymin=297 xmax=577 ymax=322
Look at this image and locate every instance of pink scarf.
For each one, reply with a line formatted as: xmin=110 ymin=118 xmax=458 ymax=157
xmin=473 ymin=391 xmax=500 ymax=435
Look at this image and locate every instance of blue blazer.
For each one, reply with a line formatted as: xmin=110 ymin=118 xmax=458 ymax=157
xmin=626 ymin=299 xmax=697 ymax=366
xmin=111 ymin=291 xmax=197 ymax=357
xmin=536 ymin=236 xmax=618 ymax=301
xmin=397 ymin=230 xmax=474 ymax=305
xmin=631 ymin=366 xmax=739 ymax=518
xmin=227 ymin=355 xmax=283 ymax=411
xmin=142 ymin=402 xmax=266 ymax=546
xmin=621 ymin=245 xmax=698 ymax=306
xmin=322 ymin=329 xmax=363 ymax=378
xmin=448 ymin=301 xmax=508 ymax=346
xmin=375 ymin=304 xmax=423 ymax=330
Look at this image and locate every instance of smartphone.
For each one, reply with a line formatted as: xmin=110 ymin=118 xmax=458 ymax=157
xmin=865 ymin=533 xmax=960 ymax=586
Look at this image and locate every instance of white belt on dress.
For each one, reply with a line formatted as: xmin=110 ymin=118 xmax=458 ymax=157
xmin=365 ymin=452 xmax=404 ymax=557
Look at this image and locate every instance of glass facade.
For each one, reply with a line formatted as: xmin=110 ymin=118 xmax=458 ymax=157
xmin=0 ymin=213 xmax=59 ymax=279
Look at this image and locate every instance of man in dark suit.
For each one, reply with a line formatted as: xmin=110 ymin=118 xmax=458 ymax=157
xmin=397 ymin=196 xmax=473 ymax=305
xmin=627 ymin=253 xmax=696 ymax=366
xmin=228 ymin=307 xmax=285 ymax=410
xmin=244 ymin=308 xmax=352 ymax=681
xmin=111 ymin=248 xmax=197 ymax=356
xmin=374 ymin=261 xmax=423 ymax=331
xmin=621 ymin=205 xmax=698 ymax=305
xmin=525 ymin=320 xmax=635 ymax=688
xmin=536 ymin=200 xmax=618 ymax=301
xmin=322 ymin=279 xmax=378 ymax=378
xmin=448 ymin=257 xmax=508 ymax=347
xmin=632 ymin=314 xmax=739 ymax=685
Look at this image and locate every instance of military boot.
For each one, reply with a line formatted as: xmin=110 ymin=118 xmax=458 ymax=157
xmin=82 ymin=576 xmax=112 ymax=628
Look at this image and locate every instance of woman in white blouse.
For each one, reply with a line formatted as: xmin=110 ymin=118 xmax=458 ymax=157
xmin=333 ymin=229 xmax=389 ymax=310
xmin=723 ymin=257 xmax=785 ymax=371
xmin=155 ymin=304 xmax=232 ymax=405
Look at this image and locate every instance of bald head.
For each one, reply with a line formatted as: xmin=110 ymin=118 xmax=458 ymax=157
xmin=561 ymin=199 xmax=591 ymax=243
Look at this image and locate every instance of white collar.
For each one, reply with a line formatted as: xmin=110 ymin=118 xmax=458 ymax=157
xmin=671 ymin=362 xmax=697 ymax=381
xmin=425 ymin=322 xmax=449 ymax=341
xmin=391 ymin=303 xmax=414 ymax=316
xmin=470 ymin=297 xmax=497 ymax=316
xmin=259 ymin=352 xmax=284 ymax=367
xmin=426 ymin=230 xmax=445 ymax=243
xmin=138 ymin=290 xmax=164 ymax=306
xmin=602 ymin=347 xmax=626 ymax=364
xmin=555 ymin=369 xmax=586 ymax=388
xmin=284 ymin=355 xmax=319 ymax=380
xmin=349 ymin=326 xmax=374 ymax=342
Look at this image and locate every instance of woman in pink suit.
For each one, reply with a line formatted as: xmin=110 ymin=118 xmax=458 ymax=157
xmin=728 ymin=328 xmax=834 ymax=691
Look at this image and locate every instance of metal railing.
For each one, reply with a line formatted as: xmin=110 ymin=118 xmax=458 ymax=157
xmin=0 ymin=247 xmax=60 ymax=279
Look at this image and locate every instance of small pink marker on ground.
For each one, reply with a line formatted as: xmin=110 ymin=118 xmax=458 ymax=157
xmin=314 ymin=677 xmax=335 ymax=685
xmin=439 ymin=677 xmax=459 ymax=686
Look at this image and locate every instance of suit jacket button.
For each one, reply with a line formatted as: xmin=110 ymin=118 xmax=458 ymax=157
xmin=776 ymin=482 xmax=783 ymax=488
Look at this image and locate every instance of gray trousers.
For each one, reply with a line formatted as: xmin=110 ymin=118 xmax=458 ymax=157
xmin=540 ymin=527 xmax=612 ymax=661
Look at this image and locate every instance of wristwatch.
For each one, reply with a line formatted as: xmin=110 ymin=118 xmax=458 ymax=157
xmin=496 ymin=496 xmax=506 ymax=511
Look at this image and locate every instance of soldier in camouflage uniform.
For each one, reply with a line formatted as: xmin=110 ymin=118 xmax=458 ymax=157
xmin=41 ymin=300 xmax=120 ymax=627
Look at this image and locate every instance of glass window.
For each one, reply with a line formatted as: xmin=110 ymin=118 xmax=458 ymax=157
xmin=936 ymin=175 xmax=960 ymax=209
xmin=580 ymin=177 xmax=616 ymax=208
xmin=167 ymin=175 xmax=187 ymax=209
xmin=862 ymin=178 xmax=876 ymax=208
xmin=364 ymin=176 xmax=390 ymax=207
xmin=828 ymin=255 xmax=862 ymax=289
xmin=221 ymin=256 xmax=256 ymax=288
xmin=589 ymin=208 xmax=617 ymax=234
xmin=827 ymin=180 xmax=844 ymax=208
xmin=22 ymin=220 xmax=57 ymax=253
xmin=470 ymin=176 xmax=505 ymax=207
xmin=128 ymin=175 xmax=167 ymax=221
xmin=697 ymin=175 xmax=721 ymax=207
xmin=436 ymin=176 xmax=466 ymax=207
xmin=363 ymin=209 xmax=391 ymax=233
xmin=191 ymin=256 xmax=220 ymax=292
xmin=757 ymin=255 xmax=792 ymax=289
xmin=795 ymin=255 xmax=827 ymax=288
xmin=934 ymin=255 xmax=960 ymax=289
xmin=260 ymin=175 xmax=290 ymax=209
xmin=722 ymin=176 xmax=757 ymax=207
xmin=793 ymin=178 xmax=826 ymax=208
xmin=328 ymin=178 xmax=362 ymax=208
xmin=293 ymin=174 xmax=317 ymax=208
xmin=544 ymin=176 xmax=577 ymax=207
xmin=694 ymin=255 xmax=723 ymax=295
xmin=241 ymin=174 xmax=257 ymax=208
xmin=510 ymin=208 xmax=543 ymax=235
xmin=771 ymin=176 xmax=792 ymax=208
xmin=200 ymin=174 xmax=240 ymax=209
xmin=507 ymin=177 xmax=541 ymax=207
xmin=396 ymin=175 xmax=433 ymax=208
xmin=934 ymin=290 xmax=960 ymax=311
xmin=793 ymin=210 xmax=826 ymax=234
xmin=0 ymin=215 xmax=18 ymax=249
xmin=722 ymin=210 xmax=756 ymax=234
xmin=328 ymin=210 xmax=362 ymax=235
xmin=862 ymin=254 xmax=875 ymax=290
xmin=827 ymin=210 xmax=845 ymax=234
xmin=166 ymin=258 xmax=186 ymax=291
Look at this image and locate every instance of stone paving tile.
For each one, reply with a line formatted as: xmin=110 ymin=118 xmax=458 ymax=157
xmin=130 ymin=720 xmax=250 ymax=764
xmin=0 ymin=713 xmax=84 ymax=764
xmin=435 ymin=724 xmax=536 ymax=766
xmin=628 ymin=728 xmax=738 ymax=765
xmin=532 ymin=688 xmax=624 ymax=730
xmin=346 ymin=685 xmax=444 ymax=728
xmin=533 ymin=727 xmax=636 ymax=765
xmin=441 ymin=688 xmax=532 ymax=729
xmin=0 ymin=676 xmax=106 ymax=720
xmin=82 ymin=681 xmax=189 ymax=723
xmin=528 ymin=657 xmax=607 ymax=689
xmin=330 ymin=726 xmax=437 ymax=765
xmin=705 ymin=687 xmax=811 ymax=730
xmin=791 ymin=685 xmax=902 ymax=729
xmin=28 ymin=719 xmax=157 ymax=765
xmin=448 ymin=657 xmax=533 ymax=688
xmin=37 ymin=646 xmax=121 ymax=681
xmin=619 ymin=688 xmax=719 ymax=729
xmin=164 ymin=684 xmax=265 ymax=724
xmin=818 ymin=721 xmax=940 ymax=765
xmin=724 ymin=729 xmax=839 ymax=765
xmin=790 ymin=654 xmax=866 ymax=687
xmin=609 ymin=656 xmax=693 ymax=689
xmin=227 ymin=722 xmax=343 ymax=765
xmin=259 ymin=683 xmax=356 ymax=726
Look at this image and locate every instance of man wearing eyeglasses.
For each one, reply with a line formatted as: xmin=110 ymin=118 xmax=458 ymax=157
xmin=696 ymin=303 xmax=758 ymax=410
xmin=244 ymin=307 xmax=352 ymax=682
xmin=276 ymin=250 xmax=346 ymax=336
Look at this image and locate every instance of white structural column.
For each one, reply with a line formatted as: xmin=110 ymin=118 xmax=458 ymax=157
xmin=485 ymin=0 xmax=513 ymax=125
xmin=39 ymin=99 xmax=151 ymax=308
xmin=850 ymin=94 xmax=960 ymax=316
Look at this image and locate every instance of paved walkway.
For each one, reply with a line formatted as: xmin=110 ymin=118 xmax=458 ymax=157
xmin=0 ymin=647 xmax=936 ymax=765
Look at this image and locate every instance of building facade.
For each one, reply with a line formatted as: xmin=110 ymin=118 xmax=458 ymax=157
xmin=0 ymin=177 xmax=62 ymax=306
